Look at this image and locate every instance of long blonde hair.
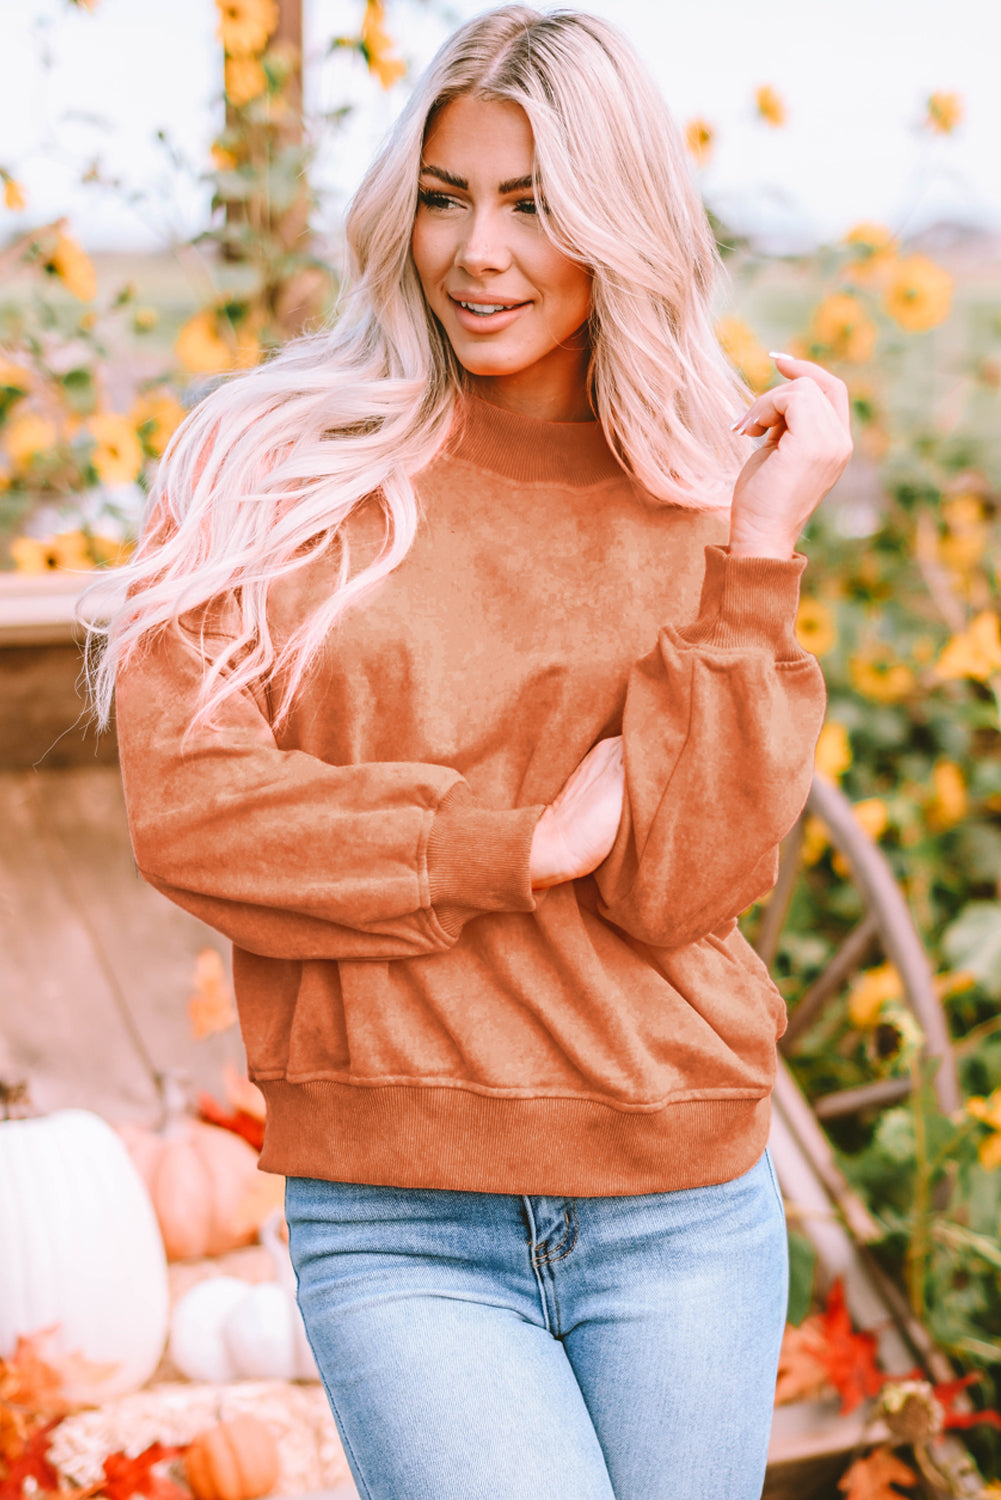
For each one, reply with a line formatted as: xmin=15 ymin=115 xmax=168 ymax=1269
xmin=82 ymin=4 xmax=755 ymax=735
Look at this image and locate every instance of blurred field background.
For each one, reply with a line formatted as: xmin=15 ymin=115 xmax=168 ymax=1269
xmin=2 ymin=1 xmax=1001 ymax=1496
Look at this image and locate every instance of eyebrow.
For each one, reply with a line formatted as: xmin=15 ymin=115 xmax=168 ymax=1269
xmin=419 ymin=164 xmax=535 ymax=195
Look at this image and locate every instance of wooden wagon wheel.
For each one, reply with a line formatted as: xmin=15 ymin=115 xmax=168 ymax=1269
xmin=756 ymin=771 xmax=961 ymax=1119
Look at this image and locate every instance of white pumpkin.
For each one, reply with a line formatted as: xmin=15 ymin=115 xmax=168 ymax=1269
xmin=0 ymin=1107 xmax=169 ymax=1402
xmin=169 ymin=1213 xmax=317 ymax=1383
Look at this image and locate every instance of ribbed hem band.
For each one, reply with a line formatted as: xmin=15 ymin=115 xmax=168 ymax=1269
xmin=256 ymin=1079 xmax=772 ymax=1197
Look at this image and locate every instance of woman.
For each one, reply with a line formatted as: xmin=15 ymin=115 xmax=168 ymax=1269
xmin=85 ymin=7 xmax=851 ymax=1496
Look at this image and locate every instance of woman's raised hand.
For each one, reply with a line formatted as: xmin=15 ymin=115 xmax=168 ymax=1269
xmin=727 ymin=353 xmax=854 ymax=560
xmin=529 ymin=736 xmax=625 ymax=891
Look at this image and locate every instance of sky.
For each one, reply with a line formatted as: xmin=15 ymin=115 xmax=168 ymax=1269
xmin=1 ymin=0 xmax=999 ymax=254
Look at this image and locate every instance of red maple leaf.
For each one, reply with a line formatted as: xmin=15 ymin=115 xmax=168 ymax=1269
xmin=196 ymin=1093 xmax=265 ymax=1152
xmin=933 ymin=1372 xmax=1001 ymax=1431
xmin=0 ymin=1422 xmax=62 ymax=1500
xmin=98 ymin=1443 xmax=188 ymax=1500
xmin=838 ymin=1445 xmax=917 ymax=1500
xmin=808 ymin=1278 xmax=886 ymax=1415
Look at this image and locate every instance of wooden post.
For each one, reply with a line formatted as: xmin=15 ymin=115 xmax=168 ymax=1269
xmin=271 ymin=0 xmax=308 ymax=255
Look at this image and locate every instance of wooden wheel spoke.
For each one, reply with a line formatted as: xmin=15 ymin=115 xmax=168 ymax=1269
xmin=812 ymin=1076 xmax=913 ymax=1121
xmin=781 ymin=910 xmax=880 ymax=1052
xmin=766 ymin=776 xmax=960 ymax=1117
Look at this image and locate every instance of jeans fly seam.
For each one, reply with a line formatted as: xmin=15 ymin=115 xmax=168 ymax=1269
xmin=530 ymin=1200 xmax=577 ymax=1265
xmin=541 ymin=1199 xmax=578 ymax=1265
xmin=545 ymin=1256 xmax=563 ymax=1339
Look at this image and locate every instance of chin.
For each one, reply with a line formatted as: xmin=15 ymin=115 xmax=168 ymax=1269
xmin=453 ymin=351 xmax=524 ymax=379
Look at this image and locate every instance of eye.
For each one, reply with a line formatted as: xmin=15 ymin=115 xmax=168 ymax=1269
xmin=417 ymin=188 xmax=459 ymax=211
xmin=513 ymin=197 xmax=539 ymax=216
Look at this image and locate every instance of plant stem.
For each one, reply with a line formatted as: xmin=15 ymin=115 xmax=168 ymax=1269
xmin=906 ymin=1056 xmax=932 ymax=1322
xmin=954 ymin=1012 xmax=1001 ymax=1058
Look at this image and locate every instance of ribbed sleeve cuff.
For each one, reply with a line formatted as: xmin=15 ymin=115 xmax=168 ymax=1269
xmin=426 ymin=782 xmax=544 ymax=938
xmin=678 ymin=543 xmax=810 ymax=658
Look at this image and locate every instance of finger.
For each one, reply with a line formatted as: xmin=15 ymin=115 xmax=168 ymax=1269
xmin=734 ymin=377 xmax=845 ymax=438
xmin=768 ymin=352 xmax=851 ymax=428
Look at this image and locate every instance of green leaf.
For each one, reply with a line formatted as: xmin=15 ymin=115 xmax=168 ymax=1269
xmin=943 ymin=902 xmax=1001 ymax=999
xmin=953 ymin=824 xmax=1001 ymax=885
xmin=786 ymin=1229 xmax=817 ymax=1326
xmin=59 ymin=366 xmax=96 ymax=416
xmin=953 ymin=1334 xmax=1001 ymax=1364
xmin=932 ymin=1218 xmax=1001 ymax=1273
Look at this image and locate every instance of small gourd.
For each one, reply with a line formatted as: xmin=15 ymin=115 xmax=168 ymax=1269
xmin=117 ymin=1075 xmax=262 ymax=1261
xmin=184 ymin=1415 xmax=280 ymax=1500
xmin=169 ymin=1212 xmax=317 ymax=1382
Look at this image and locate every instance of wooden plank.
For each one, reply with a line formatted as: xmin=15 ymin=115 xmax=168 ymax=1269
xmin=0 ymin=573 xmax=97 ymax=647
xmin=0 ymin=643 xmax=117 ymax=770
xmin=22 ymin=766 xmax=245 ymax=1108
xmin=0 ymin=772 xmax=157 ymax=1118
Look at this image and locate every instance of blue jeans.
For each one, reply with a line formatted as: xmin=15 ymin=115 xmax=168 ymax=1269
xmin=285 ymin=1147 xmax=787 ymax=1500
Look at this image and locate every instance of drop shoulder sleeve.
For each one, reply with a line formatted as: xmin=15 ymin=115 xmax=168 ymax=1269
xmin=592 ymin=543 xmax=827 ymax=949
xmin=114 ymin=616 xmax=544 ymax=961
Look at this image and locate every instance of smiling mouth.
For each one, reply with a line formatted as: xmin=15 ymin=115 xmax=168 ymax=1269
xmin=451 ymin=297 xmax=530 ymax=317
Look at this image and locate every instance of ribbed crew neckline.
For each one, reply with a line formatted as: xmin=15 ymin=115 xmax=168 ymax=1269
xmin=445 ymin=392 xmax=625 ymax=487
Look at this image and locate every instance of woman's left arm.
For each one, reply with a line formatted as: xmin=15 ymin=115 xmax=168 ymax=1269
xmin=592 ymin=355 xmax=852 ymax=949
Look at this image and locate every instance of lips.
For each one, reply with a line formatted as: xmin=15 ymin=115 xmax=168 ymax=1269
xmin=447 ymin=294 xmax=531 ymax=332
xmin=456 ymin=300 xmax=520 ymax=315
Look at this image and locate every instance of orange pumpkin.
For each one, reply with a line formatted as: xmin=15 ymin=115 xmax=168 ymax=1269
xmin=117 ymin=1076 xmax=262 ymax=1261
xmin=184 ymin=1415 xmax=280 ymax=1500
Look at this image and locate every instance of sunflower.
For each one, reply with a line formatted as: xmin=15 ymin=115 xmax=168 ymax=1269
xmin=224 ymin=56 xmax=267 ymax=108
xmin=216 ymin=0 xmax=277 ymax=58
xmin=754 ymin=85 xmax=785 ymax=127
xmin=795 ymin=597 xmax=837 ymax=656
xmin=10 ymin=530 xmax=93 ymax=574
xmin=810 ymin=292 xmax=876 ymax=364
xmin=211 ymin=141 xmax=240 ymax=172
xmin=130 ymin=389 xmax=186 ymax=457
xmin=937 ymin=492 xmax=988 ymax=577
xmin=88 ymin=533 xmax=136 ymax=567
xmin=0 ymin=357 xmax=31 ymax=394
xmin=2 ymin=410 xmax=58 ymax=471
xmin=684 ymin=118 xmax=714 ymax=166
xmin=884 ymin=255 xmax=952 ymax=333
xmin=714 ymin=316 xmax=772 ymax=394
xmin=937 ymin=528 xmax=986 ymax=576
xmin=925 ymin=91 xmax=962 ymax=134
xmin=800 ymin=814 xmax=829 ymax=867
xmin=87 ymin=412 xmax=144 ymax=485
xmin=849 ymin=648 xmax=916 ymax=702
xmin=841 ymin=222 xmax=897 ymax=286
xmin=2 ymin=174 xmax=26 ymax=212
xmin=814 ymin=721 xmax=851 ymax=781
xmin=46 ymin=229 xmax=97 ymax=302
xmin=924 ymin=760 xmax=968 ymax=831
xmin=361 ymin=1 xmax=406 ymax=90
xmin=848 ymin=962 xmax=902 ymax=1029
xmin=967 ymin=1092 xmax=1001 ymax=1170
xmin=175 ymin=307 xmax=260 ymax=375
xmin=934 ymin=613 xmax=1001 ymax=682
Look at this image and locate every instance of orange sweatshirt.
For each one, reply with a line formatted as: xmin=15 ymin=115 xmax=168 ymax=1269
xmin=115 ymin=394 xmax=827 ymax=1196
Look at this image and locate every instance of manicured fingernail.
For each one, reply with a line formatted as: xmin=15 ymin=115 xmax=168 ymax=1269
xmin=730 ymin=415 xmax=748 ymax=431
xmin=768 ymin=350 xmax=793 ymax=359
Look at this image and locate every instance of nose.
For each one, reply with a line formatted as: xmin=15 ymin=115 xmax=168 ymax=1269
xmin=455 ymin=206 xmax=511 ymax=277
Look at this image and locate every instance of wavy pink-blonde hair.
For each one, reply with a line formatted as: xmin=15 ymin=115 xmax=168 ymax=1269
xmin=82 ymin=4 xmax=755 ymax=734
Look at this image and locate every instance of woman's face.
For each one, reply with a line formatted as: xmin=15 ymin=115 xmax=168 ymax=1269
xmin=411 ymin=95 xmax=594 ymax=422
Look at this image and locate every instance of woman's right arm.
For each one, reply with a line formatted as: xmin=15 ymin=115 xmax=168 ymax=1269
xmin=115 ymin=619 xmax=548 ymax=962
